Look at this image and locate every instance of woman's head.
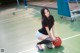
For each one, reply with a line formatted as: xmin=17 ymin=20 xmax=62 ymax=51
xmin=41 ymin=8 xmax=50 ymax=19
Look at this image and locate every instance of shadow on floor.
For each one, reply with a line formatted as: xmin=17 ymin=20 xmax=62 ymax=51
xmin=39 ymin=46 xmax=64 ymax=53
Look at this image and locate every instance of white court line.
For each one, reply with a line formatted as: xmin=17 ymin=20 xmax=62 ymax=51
xmin=62 ymin=34 xmax=80 ymax=41
xmin=19 ymin=34 xmax=80 ymax=53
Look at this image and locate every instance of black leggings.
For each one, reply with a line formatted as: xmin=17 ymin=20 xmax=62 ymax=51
xmin=37 ymin=37 xmax=52 ymax=45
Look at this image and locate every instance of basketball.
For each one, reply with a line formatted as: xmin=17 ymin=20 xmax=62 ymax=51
xmin=52 ymin=37 xmax=62 ymax=47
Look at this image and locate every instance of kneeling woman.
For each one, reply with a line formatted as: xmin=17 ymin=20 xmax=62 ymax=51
xmin=36 ymin=8 xmax=56 ymax=51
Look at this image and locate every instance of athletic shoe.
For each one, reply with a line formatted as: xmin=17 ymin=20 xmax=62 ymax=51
xmin=46 ymin=43 xmax=53 ymax=49
xmin=36 ymin=44 xmax=44 ymax=51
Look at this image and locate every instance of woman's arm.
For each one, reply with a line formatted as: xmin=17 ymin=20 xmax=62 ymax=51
xmin=52 ymin=25 xmax=56 ymax=38
xmin=51 ymin=25 xmax=57 ymax=41
xmin=45 ymin=26 xmax=51 ymax=36
xmin=45 ymin=26 xmax=55 ymax=40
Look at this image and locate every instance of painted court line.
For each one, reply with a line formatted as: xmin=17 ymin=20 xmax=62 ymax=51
xmin=19 ymin=34 xmax=80 ymax=53
xmin=62 ymin=34 xmax=80 ymax=41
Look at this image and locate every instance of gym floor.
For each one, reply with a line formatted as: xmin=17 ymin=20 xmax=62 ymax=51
xmin=0 ymin=4 xmax=80 ymax=53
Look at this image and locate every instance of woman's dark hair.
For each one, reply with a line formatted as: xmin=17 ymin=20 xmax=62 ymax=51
xmin=41 ymin=8 xmax=50 ymax=20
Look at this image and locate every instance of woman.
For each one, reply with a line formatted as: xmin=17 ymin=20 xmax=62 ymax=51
xmin=36 ymin=8 xmax=56 ymax=51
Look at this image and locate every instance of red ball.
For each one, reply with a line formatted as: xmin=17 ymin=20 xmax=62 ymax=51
xmin=52 ymin=37 xmax=62 ymax=47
